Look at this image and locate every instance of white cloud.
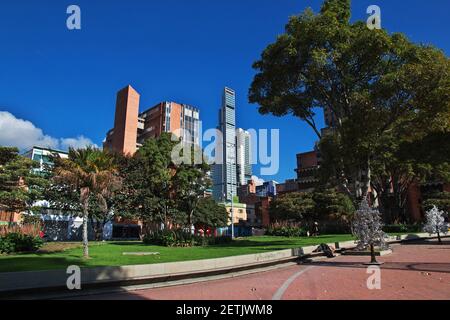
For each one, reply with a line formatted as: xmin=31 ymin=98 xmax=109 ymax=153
xmin=60 ymin=136 xmax=97 ymax=150
xmin=0 ymin=111 xmax=97 ymax=151
xmin=251 ymin=175 xmax=265 ymax=186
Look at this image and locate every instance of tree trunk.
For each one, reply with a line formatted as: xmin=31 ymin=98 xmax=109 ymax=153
xmin=370 ymin=244 xmax=377 ymax=264
xmin=437 ymin=230 xmax=442 ymax=244
xmin=82 ymin=205 xmax=89 ymax=258
xmin=364 ymin=159 xmax=372 ymax=202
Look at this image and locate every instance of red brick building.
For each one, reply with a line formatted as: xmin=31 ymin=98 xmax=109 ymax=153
xmin=104 ymin=85 xmax=200 ymax=155
xmin=277 ymin=150 xmax=321 ymax=195
xmin=407 ymin=181 xmax=450 ymax=222
xmin=238 ymin=179 xmax=271 ymax=227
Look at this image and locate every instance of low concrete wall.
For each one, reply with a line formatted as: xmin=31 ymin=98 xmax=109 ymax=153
xmin=0 ymin=248 xmax=300 ymax=293
xmin=0 ymin=233 xmax=441 ymax=294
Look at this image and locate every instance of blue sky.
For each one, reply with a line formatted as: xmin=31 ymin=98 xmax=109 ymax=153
xmin=0 ymin=0 xmax=449 ymax=183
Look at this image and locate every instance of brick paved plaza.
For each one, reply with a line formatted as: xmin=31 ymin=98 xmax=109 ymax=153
xmin=78 ymin=238 xmax=450 ymax=300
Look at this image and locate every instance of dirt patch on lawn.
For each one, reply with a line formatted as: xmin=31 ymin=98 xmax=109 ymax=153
xmin=37 ymin=242 xmax=82 ymax=254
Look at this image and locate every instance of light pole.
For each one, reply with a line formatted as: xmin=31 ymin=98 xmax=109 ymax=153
xmin=225 ymin=190 xmax=235 ymax=239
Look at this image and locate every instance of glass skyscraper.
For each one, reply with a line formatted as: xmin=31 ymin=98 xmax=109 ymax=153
xmin=236 ymin=128 xmax=252 ymax=186
xmin=213 ymin=87 xmax=237 ymax=202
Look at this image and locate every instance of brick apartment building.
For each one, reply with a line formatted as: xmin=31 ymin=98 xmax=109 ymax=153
xmin=276 ymin=150 xmax=321 ymax=195
xmin=103 ymin=85 xmax=200 ymax=155
xmin=101 ymin=85 xmax=204 ymax=237
xmin=238 ymin=179 xmax=270 ymax=227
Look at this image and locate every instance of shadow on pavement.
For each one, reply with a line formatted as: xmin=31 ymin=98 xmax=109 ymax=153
xmin=401 ymin=239 xmax=450 ymax=246
xmin=301 ymin=260 xmax=450 ymax=274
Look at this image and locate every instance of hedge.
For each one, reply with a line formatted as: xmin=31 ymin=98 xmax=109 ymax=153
xmin=0 ymin=232 xmax=44 ymax=254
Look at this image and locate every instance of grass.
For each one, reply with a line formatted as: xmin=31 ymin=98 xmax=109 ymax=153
xmin=0 ymin=234 xmax=355 ymax=273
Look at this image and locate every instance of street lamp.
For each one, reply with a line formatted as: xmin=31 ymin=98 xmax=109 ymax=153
xmin=225 ymin=190 xmax=235 ymax=239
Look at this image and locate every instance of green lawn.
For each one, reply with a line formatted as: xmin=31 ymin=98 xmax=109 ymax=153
xmin=0 ymin=235 xmax=355 ymax=273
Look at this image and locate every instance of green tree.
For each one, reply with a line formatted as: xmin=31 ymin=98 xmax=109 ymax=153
xmin=249 ymin=0 xmax=450 ymax=204
xmin=370 ymin=130 xmax=450 ymax=222
xmin=269 ymin=192 xmax=316 ymax=223
xmin=193 ymin=198 xmax=228 ymax=234
xmin=52 ymin=147 xmax=121 ymax=258
xmin=173 ymin=144 xmax=211 ymax=228
xmin=117 ymin=133 xmax=180 ymax=233
xmin=423 ymin=192 xmax=450 ymax=214
xmin=312 ymin=188 xmax=355 ymax=222
xmin=0 ymin=146 xmax=48 ymax=215
xmin=269 ymin=189 xmax=354 ymax=226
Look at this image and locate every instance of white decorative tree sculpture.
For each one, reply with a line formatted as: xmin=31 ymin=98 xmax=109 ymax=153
xmin=423 ymin=206 xmax=448 ymax=244
xmin=353 ymin=198 xmax=387 ymax=264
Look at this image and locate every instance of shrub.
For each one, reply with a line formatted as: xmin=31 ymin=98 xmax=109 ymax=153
xmin=196 ymin=235 xmax=233 ymax=246
xmin=382 ymin=224 xmax=422 ymax=234
xmin=143 ymin=230 xmax=177 ymax=247
xmin=266 ymin=222 xmax=307 ymax=237
xmin=143 ymin=230 xmax=232 ymax=247
xmin=0 ymin=232 xmax=44 ymax=254
xmin=318 ymin=220 xmax=351 ymax=234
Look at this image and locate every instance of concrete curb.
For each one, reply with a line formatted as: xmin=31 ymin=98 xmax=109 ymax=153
xmin=0 ymin=232 xmax=444 ymax=297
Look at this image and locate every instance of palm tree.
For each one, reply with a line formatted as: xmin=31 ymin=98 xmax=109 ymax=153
xmin=53 ymin=147 xmax=121 ymax=258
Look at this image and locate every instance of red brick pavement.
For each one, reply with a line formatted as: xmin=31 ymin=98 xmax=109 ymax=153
xmin=80 ymin=239 xmax=450 ymax=300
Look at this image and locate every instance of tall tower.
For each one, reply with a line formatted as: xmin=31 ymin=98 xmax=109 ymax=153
xmin=104 ymin=85 xmax=140 ymax=155
xmin=213 ymin=87 xmax=237 ymax=202
xmin=236 ymin=128 xmax=252 ymax=185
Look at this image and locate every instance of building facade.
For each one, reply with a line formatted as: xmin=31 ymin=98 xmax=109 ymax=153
xmin=237 ymin=178 xmax=273 ymax=227
xmin=23 ymin=146 xmax=69 ymax=172
xmin=256 ymin=180 xmax=278 ymax=197
xmin=104 ymin=85 xmax=200 ymax=155
xmin=295 ymin=150 xmax=321 ymax=193
xmin=220 ymin=202 xmax=250 ymax=225
xmin=213 ymin=87 xmax=238 ymax=202
xmin=236 ymin=128 xmax=252 ymax=186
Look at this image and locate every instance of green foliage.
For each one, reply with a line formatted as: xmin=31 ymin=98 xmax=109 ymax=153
xmin=0 ymin=146 xmax=49 ymax=213
xmin=266 ymin=224 xmax=307 ymax=237
xmin=50 ymin=146 xmax=121 ymax=257
xmin=320 ymin=0 xmax=350 ymax=23
xmin=116 ymin=133 xmax=179 ymax=228
xmin=249 ymin=0 xmax=450 ymax=222
xmin=193 ymin=198 xmax=228 ymax=231
xmin=423 ymin=192 xmax=450 ymax=213
xmin=269 ymin=189 xmax=355 ymax=223
xmin=0 ymin=233 xmax=44 ymax=254
xmin=173 ymin=144 xmax=211 ymax=226
xmin=50 ymin=147 xmax=122 ymax=214
xmin=312 ymin=189 xmax=355 ymax=221
xmin=143 ymin=230 xmax=178 ymax=247
xmin=382 ymin=224 xmax=422 ymax=234
xmin=142 ymin=229 xmax=232 ymax=247
xmin=117 ymin=133 xmax=212 ymax=233
xmin=269 ymin=192 xmax=315 ymax=222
